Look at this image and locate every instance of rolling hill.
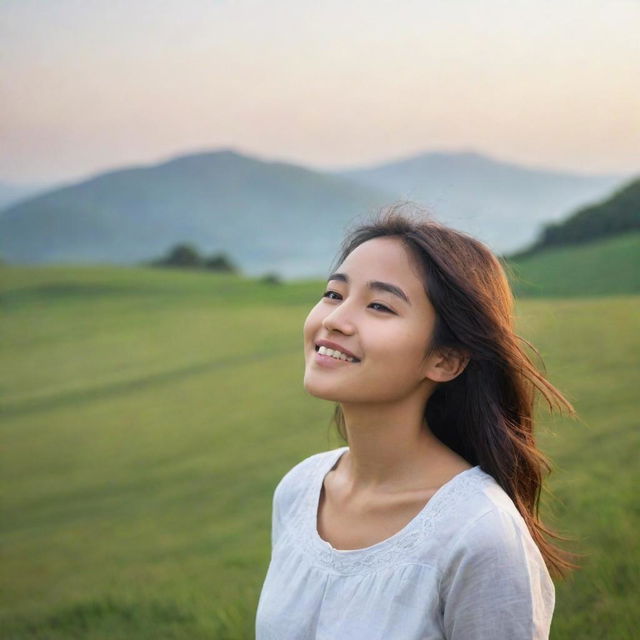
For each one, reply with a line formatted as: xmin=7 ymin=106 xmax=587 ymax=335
xmin=338 ymin=151 xmax=625 ymax=252
xmin=506 ymin=232 xmax=640 ymax=297
xmin=0 ymin=150 xmax=392 ymax=279
xmin=509 ymin=176 xmax=640 ymax=258
xmin=0 ymin=149 xmax=625 ymax=278
xmin=0 ymin=179 xmax=48 ymax=210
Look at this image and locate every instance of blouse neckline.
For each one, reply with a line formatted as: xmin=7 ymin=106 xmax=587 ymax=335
xmin=297 ymin=446 xmax=485 ymax=574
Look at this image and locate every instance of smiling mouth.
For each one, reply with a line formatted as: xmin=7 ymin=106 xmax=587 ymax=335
xmin=314 ymin=344 xmax=361 ymax=363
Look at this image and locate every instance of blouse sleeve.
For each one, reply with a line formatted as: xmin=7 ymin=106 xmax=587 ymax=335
xmin=268 ymin=452 xmax=322 ymax=552
xmin=439 ymin=508 xmax=555 ymax=640
xmin=270 ymin=477 xmax=285 ymax=551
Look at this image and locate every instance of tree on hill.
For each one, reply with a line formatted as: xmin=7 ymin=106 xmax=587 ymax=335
xmin=164 ymin=243 xmax=202 ymax=267
xmin=260 ymin=272 xmax=282 ymax=285
xmin=508 ymin=176 xmax=640 ymax=259
xmin=203 ymin=252 xmax=238 ymax=273
xmin=147 ymin=243 xmax=241 ymax=274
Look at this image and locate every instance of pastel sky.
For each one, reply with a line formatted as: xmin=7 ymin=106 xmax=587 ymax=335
xmin=1 ymin=0 xmax=639 ymax=184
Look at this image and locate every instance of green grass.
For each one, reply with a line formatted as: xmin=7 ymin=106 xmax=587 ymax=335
xmin=1 ymin=264 xmax=638 ymax=639
xmin=506 ymin=232 xmax=640 ymax=297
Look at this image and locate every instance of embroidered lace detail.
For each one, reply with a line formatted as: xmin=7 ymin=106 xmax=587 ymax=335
xmin=290 ymin=448 xmax=493 ymax=575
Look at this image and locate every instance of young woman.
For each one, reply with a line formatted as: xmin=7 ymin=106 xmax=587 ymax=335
xmin=256 ymin=205 xmax=578 ymax=639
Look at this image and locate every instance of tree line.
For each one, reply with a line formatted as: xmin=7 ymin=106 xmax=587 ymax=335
xmin=143 ymin=243 xmax=240 ymax=273
xmin=508 ymin=176 xmax=640 ymax=259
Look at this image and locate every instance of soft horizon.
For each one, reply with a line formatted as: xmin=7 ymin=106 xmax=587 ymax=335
xmin=1 ymin=145 xmax=632 ymax=192
xmin=2 ymin=0 xmax=639 ymax=184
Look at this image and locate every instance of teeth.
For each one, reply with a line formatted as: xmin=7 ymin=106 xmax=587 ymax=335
xmin=318 ymin=345 xmax=355 ymax=362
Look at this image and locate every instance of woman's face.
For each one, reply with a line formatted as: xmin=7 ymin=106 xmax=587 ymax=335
xmin=303 ymin=236 xmax=438 ymax=405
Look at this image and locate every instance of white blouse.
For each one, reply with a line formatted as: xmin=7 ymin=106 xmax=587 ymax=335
xmin=256 ymin=446 xmax=555 ymax=640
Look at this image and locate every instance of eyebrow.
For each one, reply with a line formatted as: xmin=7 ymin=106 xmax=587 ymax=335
xmin=327 ymin=272 xmax=412 ymax=306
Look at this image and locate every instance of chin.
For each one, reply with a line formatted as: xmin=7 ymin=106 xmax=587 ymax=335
xmin=303 ymin=375 xmax=343 ymax=402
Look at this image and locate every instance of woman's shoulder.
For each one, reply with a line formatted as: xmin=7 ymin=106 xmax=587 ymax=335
xmin=436 ymin=467 xmax=551 ymax=580
xmin=443 ymin=466 xmax=534 ymax=541
xmin=276 ymin=446 xmax=344 ymax=487
xmin=273 ymin=446 xmax=346 ymax=512
xmin=436 ymin=470 xmax=556 ymax=638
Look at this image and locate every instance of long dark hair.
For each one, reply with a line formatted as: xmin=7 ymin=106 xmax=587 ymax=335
xmin=328 ymin=203 xmax=581 ymax=580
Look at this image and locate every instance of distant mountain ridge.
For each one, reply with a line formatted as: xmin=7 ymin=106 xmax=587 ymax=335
xmin=0 ymin=150 xmax=393 ymax=278
xmin=509 ymin=176 xmax=640 ymax=258
xmin=338 ymin=151 xmax=625 ymax=252
xmin=0 ymin=180 xmax=48 ymax=210
xmin=0 ymin=148 xmax=628 ymax=278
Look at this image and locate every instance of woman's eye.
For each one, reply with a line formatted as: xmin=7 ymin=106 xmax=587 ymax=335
xmin=321 ymin=291 xmax=393 ymax=314
xmin=369 ymin=302 xmax=393 ymax=313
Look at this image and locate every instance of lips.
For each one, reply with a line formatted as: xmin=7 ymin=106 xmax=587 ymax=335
xmin=314 ymin=339 xmax=361 ymax=362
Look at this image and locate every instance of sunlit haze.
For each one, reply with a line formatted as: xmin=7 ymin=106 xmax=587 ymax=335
xmin=1 ymin=0 xmax=639 ymax=183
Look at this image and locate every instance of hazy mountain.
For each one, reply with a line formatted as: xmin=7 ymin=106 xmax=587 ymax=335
xmin=0 ymin=148 xmax=629 ymax=278
xmin=0 ymin=150 xmax=392 ymax=278
xmin=0 ymin=180 xmax=49 ymax=211
xmin=337 ymin=151 xmax=626 ymax=253
xmin=509 ymin=175 xmax=640 ymax=258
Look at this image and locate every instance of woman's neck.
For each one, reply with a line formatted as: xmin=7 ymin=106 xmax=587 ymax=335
xmin=337 ymin=402 xmax=462 ymax=494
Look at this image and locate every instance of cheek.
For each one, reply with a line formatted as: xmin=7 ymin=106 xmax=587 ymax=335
xmin=371 ymin=328 xmax=428 ymax=376
xmin=363 ymin=343 xmax=428 ymax=400
xmin=303 ymin=304 xmax=322 ymax=342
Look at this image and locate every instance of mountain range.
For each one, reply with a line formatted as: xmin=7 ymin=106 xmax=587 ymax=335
xmin=0 ymin=149 xmax=627 ymax=278
xmin=339 ymin=151 xmax=625 ymax=251
xmin=0 ymin=180 xmax=48 ymax=211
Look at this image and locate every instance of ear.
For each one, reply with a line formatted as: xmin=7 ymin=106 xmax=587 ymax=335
xmin=423 ymin=346 xmax=470 ymax=383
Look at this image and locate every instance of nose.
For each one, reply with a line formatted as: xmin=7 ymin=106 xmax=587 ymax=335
xmin=321 ymin=302 xmax=356 ymax=335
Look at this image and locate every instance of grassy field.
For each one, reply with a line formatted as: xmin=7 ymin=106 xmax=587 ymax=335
xmin=1 ymin=263 xmax=638 ymax=639
xmin=506 ymin=232 xmax=640 ymax=297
